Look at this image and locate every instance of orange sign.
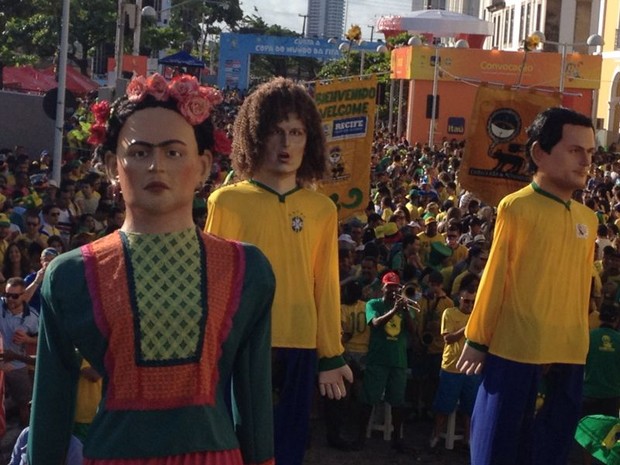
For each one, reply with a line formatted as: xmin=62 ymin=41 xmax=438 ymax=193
xmin=390 ymin=47 xmax=413 ymax=80
xmin=107 ymin=55 xmax=148 ymax=77
xmin=392 ymin=46 xmax=602 ymax=90
xmin=459 ymin=85 xmax=561 ymax=206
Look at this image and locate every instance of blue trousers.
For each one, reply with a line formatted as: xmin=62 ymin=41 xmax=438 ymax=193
xmin=471 ymin=353 xmax=583 ymax=465
xmin=272 ymin=348 xmax=317 ymax=465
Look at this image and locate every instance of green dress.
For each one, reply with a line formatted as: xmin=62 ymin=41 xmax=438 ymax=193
xmin=28 ymin=228 xmax=275 ymax=465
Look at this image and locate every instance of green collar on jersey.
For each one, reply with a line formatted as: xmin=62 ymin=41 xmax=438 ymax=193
xmin=531 ymin=182 xmax=571 ymax=211
xmin=249 ymin=179 xmax=301 ymax=203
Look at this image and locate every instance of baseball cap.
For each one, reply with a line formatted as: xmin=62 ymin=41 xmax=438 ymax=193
xmin=424 ymin=216 xmax=437 ymax=225
xmin=382 ymin=271 xmax=401 ymax=285
xmin=383 ymin=222 xmax=399 ymax=237
xmin=338 ymin=233 xmax=356 ymax=246
xmin=41 ymin=247 xmax=60 ymax=258
xmin=473 ymin=234 xmax=487 ymax=244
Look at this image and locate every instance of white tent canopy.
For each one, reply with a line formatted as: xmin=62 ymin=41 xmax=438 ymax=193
xmin=376 ymin=9 xmax=493 ymax=37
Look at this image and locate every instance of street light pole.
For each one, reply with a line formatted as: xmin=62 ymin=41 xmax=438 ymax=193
xmin=428 ymin=45 xmax=439 ymax=146
xmin=559 ymin=42 xmax=567 ymax=93
xmin=298 ymin=13 xmax=308 ymax=37
xmin=52 ymin=0 xmax=70 ymax=186
xmin=132 ymin=0 xmax=143 ymax=55
xmin=113 ymin=0 xmax=126 ymax=84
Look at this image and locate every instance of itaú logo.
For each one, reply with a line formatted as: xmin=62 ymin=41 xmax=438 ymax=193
xmin=480 ymin=61 xmax=534 ymax=73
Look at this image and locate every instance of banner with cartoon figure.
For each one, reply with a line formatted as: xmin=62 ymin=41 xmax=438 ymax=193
xmin=459 ymin=85 xmax=561 ymax=206
xmin=315 ymin=76 xmax=378 ymax=220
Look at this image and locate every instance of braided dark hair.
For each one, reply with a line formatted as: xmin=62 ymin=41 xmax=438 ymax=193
xmin=94 ymin=94 xmax=215 ymax=160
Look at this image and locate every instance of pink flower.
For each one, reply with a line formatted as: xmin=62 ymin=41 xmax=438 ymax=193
xmin=200 ymin=86 xmax=223 ymax=106
xmin=169 ymin=75 xmax=200 ymax=101
xmin=88 ymin=123 xmax=107 ymax=146
xmin=126 ymin=75 xmax=148 ymax=103
xmin=146 ymin=73 xmax=169 ymax=101
xmin=177 ymin=91 xmax=212 ymax=125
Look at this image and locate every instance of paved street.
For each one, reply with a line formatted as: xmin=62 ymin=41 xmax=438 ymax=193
xmin=0 ymin=404 xmax=588 ymax=465
xmin=304 ymin=403 xmax=587 ymax=465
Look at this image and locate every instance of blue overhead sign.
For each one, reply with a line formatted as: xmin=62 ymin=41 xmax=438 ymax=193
xmin=217 ymin=33 xmax=386 ymax=92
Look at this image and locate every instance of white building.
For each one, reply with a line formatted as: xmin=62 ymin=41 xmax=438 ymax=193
xmin=306 ymin=0 xmax=346 ymax=39
xmin=478 ymin=0 xmax=602 ymax=52
xmin=411 ymin=0 xmax=480 ymax=16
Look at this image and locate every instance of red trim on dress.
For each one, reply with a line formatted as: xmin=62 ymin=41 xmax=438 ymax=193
xmin=81 ymin=231 xmax=244 ymax=410
xmin=84 ymin=448 xmax=244 ymax=465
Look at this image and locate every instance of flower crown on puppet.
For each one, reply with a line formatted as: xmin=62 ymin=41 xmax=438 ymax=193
xmin=88 ymin=73 xmax=223 ymax=146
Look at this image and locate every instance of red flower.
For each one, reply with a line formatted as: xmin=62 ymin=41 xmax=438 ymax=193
xmin=90 ymin=100 xmax=111 ymax=122
xmin=88 ymin=123 xmax=107 ymax=146
xmin=146 ymin=73 xmax=169 ymax=101
xmin=126 ymin=75 xmax=148 ymax=103
xmin=213 ymin=129 xmax=232 ymax=155
xmin=177 ymin=91 xmax=213 ymax=125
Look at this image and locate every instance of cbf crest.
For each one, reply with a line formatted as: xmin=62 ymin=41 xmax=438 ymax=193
xmin=290 ymin=211 xmax=305 ymax=233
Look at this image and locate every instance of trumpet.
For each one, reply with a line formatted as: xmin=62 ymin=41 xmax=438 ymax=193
xmin=396 ymin=283 xmax=422 ymax=312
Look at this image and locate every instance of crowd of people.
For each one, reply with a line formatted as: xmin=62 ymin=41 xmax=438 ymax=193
xmin=1 ymin=75 xmax=620 ymax=465
xmin=334 ymin=110 xmax=620 ymax=463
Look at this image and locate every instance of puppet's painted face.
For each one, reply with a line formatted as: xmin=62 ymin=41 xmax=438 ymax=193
xmin=109 ymin=107 xmax=210 ymax=221
xmin=255 ymin=112 xmax=307 ymax=186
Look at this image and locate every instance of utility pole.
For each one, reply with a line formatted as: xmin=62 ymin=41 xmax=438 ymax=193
xmin=298 ymin=13 xmax=308 ymax=37
xmin=367 ymin=25 xmax=374 ymax=42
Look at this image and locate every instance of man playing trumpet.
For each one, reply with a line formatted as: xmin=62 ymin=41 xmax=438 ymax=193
xmin=356 ymin=272 xmax=417 ymax=452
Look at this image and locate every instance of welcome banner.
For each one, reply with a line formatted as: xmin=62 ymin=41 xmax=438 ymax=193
xmin=459 ymin=85 xmax=561 ymax=206
xmin=315 ymin=76 xmax=378 ymax=220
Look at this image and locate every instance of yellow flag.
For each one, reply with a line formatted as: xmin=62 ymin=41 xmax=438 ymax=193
xmin=460 ymin=85 xmax=561 ymax=206
xmin=315 ymin=76 xmax=378 ymax=220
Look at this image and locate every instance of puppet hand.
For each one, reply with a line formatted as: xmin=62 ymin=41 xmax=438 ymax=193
xmin=318 ymin=364 xmax=354 ymax=400
xmin=456 ymin=343 xmax=486 ymax=375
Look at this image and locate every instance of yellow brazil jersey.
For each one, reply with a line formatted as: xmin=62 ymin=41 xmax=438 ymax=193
xmin=206 ymin=180 xmax=343 ymax=359
xmin=465 ymin=183 xmax=597 ymax=364
xmin=341 ymin=300 xmax=369 ymax=354
xmin=417 ymin=232 xmax=444 ymax=267
xmin=74 ymin=359 xmax=102 ymax=424
xmin=416 ymin=295 xmax=454 ymax=355
xmin=444 ymin=240 xmax=468 ymax=267
xmin=440 ymin=307 xmax=470 ymax=373
xmin=405 ymin=203 xmax=421 ymax=220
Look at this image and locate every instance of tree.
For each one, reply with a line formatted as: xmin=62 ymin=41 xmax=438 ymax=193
xmin=0 ymin=0 xmax=116 ymax=74
xmin=162 ymin=0 xmax=243 ymax=57
xmin=69 ymin=0 xmax=117 ymax=75
xmin=0 ymin=0 xmax=243 ymax=74
xmin=316 ymin=31 xmax=420 ymax=125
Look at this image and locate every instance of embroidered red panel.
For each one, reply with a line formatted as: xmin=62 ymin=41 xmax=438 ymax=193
xmin=82 ymin=231 xmax=245 ymax=410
